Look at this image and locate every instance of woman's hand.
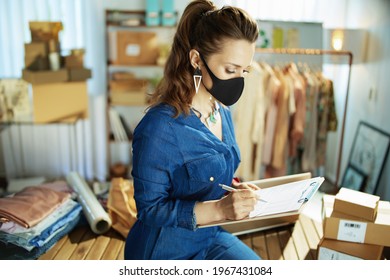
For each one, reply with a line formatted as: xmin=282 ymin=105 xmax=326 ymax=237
xmin=217 ymin=189 xmax=257 ymax=220
xmin=194 ymin=181 xmax=260 ymax=225
xmin=231 ymin=180 xmax=261 ymax=191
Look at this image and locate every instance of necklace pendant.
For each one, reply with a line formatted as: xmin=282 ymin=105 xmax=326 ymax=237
xmin=209 ymin=113 xmax=216 ymax=123
xmin=206 ymin=117 xmax=214 ymax=127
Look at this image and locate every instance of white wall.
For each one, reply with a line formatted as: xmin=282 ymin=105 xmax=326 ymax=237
xmin=339 ymin=0 xmax=390 ymax=199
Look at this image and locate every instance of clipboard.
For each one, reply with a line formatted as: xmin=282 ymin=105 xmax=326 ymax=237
xmin=199 ymin=172 xmax=321 ymax=236
xmin=248 ymin=176 xmax=324 ymax=218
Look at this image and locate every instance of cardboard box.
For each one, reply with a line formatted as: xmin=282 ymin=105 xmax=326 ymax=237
xmin=65 ymin=54 xmax=84 ymax=68
xmin=29 ymin=21 xmax=63 ymax=42
xmin=24 ymin=42 xmax=48 ymax=58
xmin=32 ymin=82 xmax=88 ymax=123
xmin=334 ymin=188 xmax=380 ymax=222
xmin=113 ymin=31 xmax=158 ymax=65
xmin=112 ymin=72 xmax=135 ymax=81
xmin=68 ymin=68 xmax=92 ymax=81
xmin=322 ymin=195 xmax=390 ymax=247
xmin=110 ymin=91 xmax=148 ymax=106
xmin=25 ymin=55 xmax=50 ymax=71
xmin=109 ymin=79 xmax=148 ymax=91
xmin=109 ymin=79 xmax=148 ymax=106
xmin=317 ymin=238 xmax=383 ymax=260
xmin=22 ymin=69 xmax=68 ymax=84
xmin=24 ymin=42 xmax=50 ymax=70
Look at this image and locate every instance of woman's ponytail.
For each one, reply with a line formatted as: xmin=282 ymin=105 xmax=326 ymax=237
xmin=149 ymin=0 xmax=258 ymax=117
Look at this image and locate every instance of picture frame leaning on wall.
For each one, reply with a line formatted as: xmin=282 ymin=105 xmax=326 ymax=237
xmin=341 ymin=164 xmax=367 ymax=191
xmin=347 ymin=121 xmax=390 ymax=194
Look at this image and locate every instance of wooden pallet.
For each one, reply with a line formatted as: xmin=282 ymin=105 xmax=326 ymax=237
xmin=239 ymin=214 xmax=323 ymax=260
xmin=38 ymin=213 xmax=323 ymax=260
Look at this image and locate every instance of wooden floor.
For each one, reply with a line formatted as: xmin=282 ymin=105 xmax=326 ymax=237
xmin=38 ymin=213 xmax=323 ymax=260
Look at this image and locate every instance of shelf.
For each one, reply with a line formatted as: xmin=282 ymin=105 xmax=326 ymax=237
xmin=109 ymin=101 xmax=149 ymax=107
xmin=105 ymin=9 xmax=177 ymax=30
xmin=108 ymin=64 xmax=164 ymax=70
xmin=107 ymin=25 xmax=176 ymax=31
xmin=105 ymin=9 xmax=175 ymax=175
xmin=0 ymin=114 xmax=81 ymax=125
xmin=107 ymin=64 xmax=164 ymax=80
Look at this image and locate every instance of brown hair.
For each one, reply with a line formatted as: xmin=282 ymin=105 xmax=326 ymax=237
xmin=149 ymin=0 xmax=259 ymax=117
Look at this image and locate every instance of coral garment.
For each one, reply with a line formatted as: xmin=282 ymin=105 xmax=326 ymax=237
xmin=0 ymin=186 xmax=70 ymax=228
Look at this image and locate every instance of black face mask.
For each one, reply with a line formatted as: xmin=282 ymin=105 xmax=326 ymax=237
xmin=200 ymin=55 xmax=244 ymax=106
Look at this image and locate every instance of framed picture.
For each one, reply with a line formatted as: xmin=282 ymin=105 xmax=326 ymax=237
xmin=348 ymin=121 xmax=390 ymax=194
xmin=341 ymin=165 xmax=367 ymax=191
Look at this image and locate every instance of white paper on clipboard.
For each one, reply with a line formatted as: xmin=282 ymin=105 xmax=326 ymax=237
xmin=249 ymin=177 xmax=324 ymax=218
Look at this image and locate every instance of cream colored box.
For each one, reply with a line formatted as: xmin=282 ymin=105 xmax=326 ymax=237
xmin=317 ymin=238 xmax=383 ymax=260
xmin=110 ymin=31 xmax=159 ymax=65
xmin=32 ymin=82 xmax=88 ymax=123
xmin=334 ymin=187 xmax=379 ymax=222
xmin=322 ymin=195 xmax=390 ymax=247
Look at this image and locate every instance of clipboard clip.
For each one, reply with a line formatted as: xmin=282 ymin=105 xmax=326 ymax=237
xmin=298 ymin=181 xmax=318 ymax=203
xmin=298 ymin=197 xmax=308 ymax=203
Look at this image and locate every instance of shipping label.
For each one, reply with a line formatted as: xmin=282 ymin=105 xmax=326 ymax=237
xmin=337 ymin=219 xmax=367 ymax=243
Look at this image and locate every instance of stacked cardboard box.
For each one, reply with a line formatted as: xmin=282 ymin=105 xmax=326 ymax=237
xmin=32 ymin=82 xmax=88 ymax=123
xmin=109 ymin=31 xmax=159 ymax=65
xmin=109 ymin=72 xmax=150 ymax=106
xmin=318 ymin=188 xmax=389 ymax=260
xmin=23 ymin=22 xmax=92 ymax=84
xmin=23 ymin=22 xmax=65 ymax=82
xmin=24 ymin=42 xmax=49 ymax=71
xmin=64 ymin=48 xmax=92 ymax=82
xmin=21 ymin=21 xmax=91 ymax=123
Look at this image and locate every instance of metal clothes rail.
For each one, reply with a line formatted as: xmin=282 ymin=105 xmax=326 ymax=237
xmin=255 ymin=48 xmax=353 ymax=188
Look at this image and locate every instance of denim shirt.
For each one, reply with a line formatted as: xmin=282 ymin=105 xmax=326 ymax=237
xmin=126 ymin=103 xmax=241 ymax=259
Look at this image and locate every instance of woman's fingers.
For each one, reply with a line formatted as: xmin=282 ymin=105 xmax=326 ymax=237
xmin=247 ymin=183 xmax=261 ymax=190
xmin=219 ymin=189 xmax=258 ymax=220
xmin=232 ymin=181 xmax=261 ymax=191
xmin=232 ymin=190 xmax=257 ymax=208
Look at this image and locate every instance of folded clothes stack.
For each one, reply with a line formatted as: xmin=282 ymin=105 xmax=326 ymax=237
xmin=0 ymin=181 xmax=82 ymax=260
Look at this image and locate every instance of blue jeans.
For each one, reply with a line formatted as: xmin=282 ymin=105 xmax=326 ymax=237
xmin=204 ymin=230 xmax=261 ymax=260
xmin=125 ymin=221 xmax=261 ymax=260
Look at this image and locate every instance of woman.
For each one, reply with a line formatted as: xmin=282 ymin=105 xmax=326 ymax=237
xmin=125 ymin=0 xmax=261 ymax=260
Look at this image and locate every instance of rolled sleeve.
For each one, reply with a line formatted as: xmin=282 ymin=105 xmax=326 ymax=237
xmin=177 ymin=200 xmax=197 ymax=231
xmin=133 ymin=177 xmax=198 ymax=231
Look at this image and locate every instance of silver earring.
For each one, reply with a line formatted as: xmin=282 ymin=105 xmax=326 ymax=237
xmin=193 ymin=67 xmax=202 ymax=94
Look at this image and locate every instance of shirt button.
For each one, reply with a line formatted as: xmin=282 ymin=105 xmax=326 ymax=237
xmin=209 ymin=177 xmax=214 ymax=182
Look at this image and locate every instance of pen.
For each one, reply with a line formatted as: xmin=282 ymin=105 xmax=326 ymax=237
xmin=219 ymin=184 xmax=268 ymax=203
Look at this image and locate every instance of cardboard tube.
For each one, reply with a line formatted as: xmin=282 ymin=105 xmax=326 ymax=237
xmin=66 ymin=172 xmax=112 ymax=234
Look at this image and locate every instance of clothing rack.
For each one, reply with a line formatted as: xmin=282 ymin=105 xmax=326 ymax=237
xmin=255 ymin=48 xmax=353 ymax=189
